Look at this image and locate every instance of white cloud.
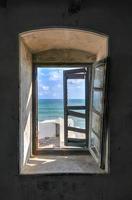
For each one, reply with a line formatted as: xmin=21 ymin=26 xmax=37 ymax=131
xmin=68 ymin=79 xmax=84 ymax=85
xmin=40 ymin=72 xmax=45 ymax=76
xmin=53 ymin=93 xmax=57 ymax=97
xmin=39 ymin=92 xmax=43 ymax=97
xmin=49 ymin=71 xmax=61 ymax=81
xmin=77 ymin=85 xmax=81 ymax=88
xmin=57 ymin=83 xmax=62 ymax=88
xmin=42 ymin=85 xmax=49 ymax=91
xmin=38 ymin=84 xmax=49 ymax=97
xmin=38 ymin=79 xmax=42 ymax=84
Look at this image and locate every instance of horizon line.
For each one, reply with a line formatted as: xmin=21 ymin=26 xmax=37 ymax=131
xmin=38 ymin=98 xmax=85 ymax=100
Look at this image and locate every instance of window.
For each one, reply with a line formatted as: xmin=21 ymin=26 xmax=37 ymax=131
xmin=89 ymin=60 xmax=108 ymax=168
xmin=32 ymin=60 xmax=108 ymax=170
xmin=19 ymin=28 xmax=109 ymax=174
xmin=33 ymin=66 xmax=89 ymax=151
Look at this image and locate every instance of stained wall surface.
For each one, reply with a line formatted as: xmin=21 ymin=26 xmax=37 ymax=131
xmin=19 ymin=39 xmax=32 ymax=171
xmin=0 ymin=0 xmax=132 ymax=200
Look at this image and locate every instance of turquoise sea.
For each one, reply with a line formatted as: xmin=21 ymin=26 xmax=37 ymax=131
xmin=38 ymin=99 xmax=85 ymax=129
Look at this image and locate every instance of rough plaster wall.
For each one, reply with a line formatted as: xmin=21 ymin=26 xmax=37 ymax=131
xmin=33 ymin=49 xmax=96 ymax=63
xmin=0 ymin=0 xmax=132 ymax=200
xmin=22 ymin=28 xmax=108 ymax=60
xmin=19 ymin=39 xmax=32 ymax=171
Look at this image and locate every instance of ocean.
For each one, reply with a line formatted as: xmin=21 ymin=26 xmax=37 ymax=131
xmin=38 ymin=99 xmax=85 ymax=129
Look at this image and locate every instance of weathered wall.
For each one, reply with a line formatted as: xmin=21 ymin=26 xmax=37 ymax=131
xmin=33 ymin=49 xmax=96 ymax=63
xmin=21 ymin=28 xmax=108 ymax=59
xmin=19 ymin=39 xmax=32 ymax=171
xmin=0 ymin=0 xmax=132 ymax=199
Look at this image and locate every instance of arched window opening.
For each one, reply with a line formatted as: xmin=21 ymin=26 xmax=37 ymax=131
xmin=19 ymin=28 xmax=109 ymax=174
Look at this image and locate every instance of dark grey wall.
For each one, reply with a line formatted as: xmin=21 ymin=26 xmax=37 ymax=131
xmin=0 ymin=0 xmax=132 ymax=199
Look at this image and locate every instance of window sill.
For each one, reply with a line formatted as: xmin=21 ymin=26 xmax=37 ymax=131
xmin=20 ymin=154 xmax=105 ymax=175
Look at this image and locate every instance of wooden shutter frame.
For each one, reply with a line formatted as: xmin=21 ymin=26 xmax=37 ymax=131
xmin=89 ymin=58 xmax=110 ymax=169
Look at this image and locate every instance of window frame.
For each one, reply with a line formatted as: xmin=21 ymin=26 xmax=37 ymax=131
xmin=32 ymin=60 xmax=109 ymax=170
xmin=32 ymin=63 xmax=92 ymax=156
xmin=89 ymin=58 xmax=110 ymax=169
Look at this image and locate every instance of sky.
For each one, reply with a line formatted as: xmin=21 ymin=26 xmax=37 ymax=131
xmin=38 ymin=67 xmax=85 ymax=99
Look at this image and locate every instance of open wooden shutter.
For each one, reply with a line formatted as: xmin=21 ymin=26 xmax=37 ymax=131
xmin=89 ymin=59 xmax=108 ymax=169
xmin=63 ymin=67 xmax=90 ymax=148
